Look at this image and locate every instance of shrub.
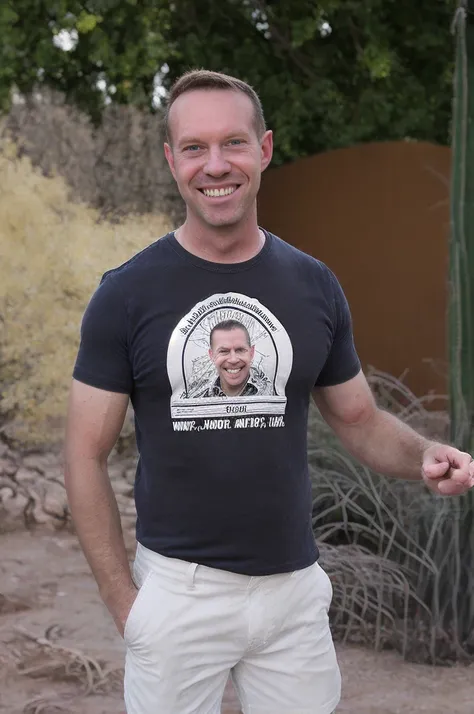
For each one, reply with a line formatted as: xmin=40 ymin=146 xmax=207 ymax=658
xmin=0 ymin=136 xmax=171 ymax=447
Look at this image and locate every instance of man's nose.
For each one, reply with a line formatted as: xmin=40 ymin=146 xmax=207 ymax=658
xmin=228 ymin=351 xmax=240 ymax=363
xmin=204 ymin=147 xmax=231 ymax=177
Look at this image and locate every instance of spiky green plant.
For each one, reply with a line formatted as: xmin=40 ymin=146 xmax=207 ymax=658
xmin=310 ymin=370 xmax=473 ymax=664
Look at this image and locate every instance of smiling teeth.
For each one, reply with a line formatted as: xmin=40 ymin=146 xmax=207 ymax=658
xmin=203 ymin=187 xmax=236 ymax=197
xmin=226 ymin=368 xmax=241 ymax=373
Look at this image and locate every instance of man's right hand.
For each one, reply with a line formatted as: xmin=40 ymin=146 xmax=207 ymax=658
xmin=65 ymin=380 xmax=138 ymax=640
xmin=104 ymin=582 xmax=139 ymax=638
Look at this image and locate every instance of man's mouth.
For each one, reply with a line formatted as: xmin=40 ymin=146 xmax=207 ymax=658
xmin=224 ymin=367 xmax=243 ymax=374
xmin=199 ymin=185 xmax=239 ymax=198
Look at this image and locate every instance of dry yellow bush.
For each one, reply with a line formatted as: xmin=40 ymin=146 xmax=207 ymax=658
xmin=0 ymin=137 xmax=171 ymax=447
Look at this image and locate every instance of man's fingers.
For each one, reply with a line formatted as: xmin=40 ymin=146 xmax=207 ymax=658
xmin=423 ymin=455 xmax=473 ymax=484
xmin=423 ymin=461 xmax=449 ymax=479
xmin=451 ymin=452 xmax=473 ymax=480
xmin=437 ymin=479 xmax=469 ymax=496
xmin=431 ymin=471 xmax=474 ymax=495
xmin=449 ymin=467 xmax=472 ymax=485
xmin=423 ymin=446 xmax=474 ymax=494
xmin=446 ymin=452 xmax=472 ymax=484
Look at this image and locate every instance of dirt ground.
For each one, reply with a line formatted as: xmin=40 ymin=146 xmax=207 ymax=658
xmin=1 ymin=531 xmax=473 ymax=714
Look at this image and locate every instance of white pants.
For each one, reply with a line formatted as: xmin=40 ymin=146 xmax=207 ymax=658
xmin=124 ymin=543 xmax=341 ymax=714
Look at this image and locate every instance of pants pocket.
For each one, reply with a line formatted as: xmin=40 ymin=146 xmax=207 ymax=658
xmin=312 ymin=563 xmax=333 ymax=611
xmin=320 ymin=564 xmax=333 ymax=606
xmin=123 ymin=569 xmax=155 ymax=644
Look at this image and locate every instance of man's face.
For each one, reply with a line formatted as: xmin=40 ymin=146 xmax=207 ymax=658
xmin=209 ymin=327 xmax=255 ymax=396
xmin=164 ymin=89 xmax=273 ymax=230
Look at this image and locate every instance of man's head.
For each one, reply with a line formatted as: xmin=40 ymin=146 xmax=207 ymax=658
xmin=209 ymin=320 xmax=255 ymax=396
xmin=164 ymin=70 xmax=273 ymax=231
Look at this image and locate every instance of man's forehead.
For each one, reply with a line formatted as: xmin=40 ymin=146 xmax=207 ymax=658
xmin=212 ymin=327 xmax=249 ymax=344
xmin=168 ymin=89 xmax=255 ymax=141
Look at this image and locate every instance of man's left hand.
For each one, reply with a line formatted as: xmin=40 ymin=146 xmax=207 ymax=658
xmin=422 ymin=443 xmax=474 ymax=496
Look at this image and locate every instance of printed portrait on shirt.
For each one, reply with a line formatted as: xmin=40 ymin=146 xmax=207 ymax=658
xmin=166 ymin=293 xmax=293 ymax=431
xmin=196 ymin=318 xmax=274 ymax=399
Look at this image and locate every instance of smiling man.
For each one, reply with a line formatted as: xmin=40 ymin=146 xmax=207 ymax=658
xmin=65 ymin=69 xmax=474 ymax=714
xmin=163 ymin=76 xmax=269 ymax=251
xmin=207 ymin=320 xmax=255 ymax=397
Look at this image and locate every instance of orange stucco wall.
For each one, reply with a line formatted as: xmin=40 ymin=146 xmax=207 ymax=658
xmin=257 ymin=141 xmax=451 ymax=398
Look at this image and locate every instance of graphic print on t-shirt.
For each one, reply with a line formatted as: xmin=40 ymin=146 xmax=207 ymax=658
xmin=167 ymin=292 xmax=293 ymax=432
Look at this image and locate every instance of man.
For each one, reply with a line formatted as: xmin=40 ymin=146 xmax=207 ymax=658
xmin=200 ymin=319 xmax=273 ymax=397
xmin=64 ymin=69 xmax=474 ymax=714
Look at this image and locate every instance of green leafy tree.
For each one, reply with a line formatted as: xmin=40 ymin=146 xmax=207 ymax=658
xmin=164 ymin=0 xmax=458 ymax=163
xmin=0 ymin=0 xmax=173 ymax=122
xmin=1 ymin=0 xmax=457 ymax=163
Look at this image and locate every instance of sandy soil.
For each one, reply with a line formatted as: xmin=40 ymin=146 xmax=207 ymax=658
xmin=1 ymin=531 xmax=473 ymax=714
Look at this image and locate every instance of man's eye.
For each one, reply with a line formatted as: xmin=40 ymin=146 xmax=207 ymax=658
xmin=184 ymin=145 xmax=200 ymax=151
xmin=228 ymin=139 xmax=243 ymax=146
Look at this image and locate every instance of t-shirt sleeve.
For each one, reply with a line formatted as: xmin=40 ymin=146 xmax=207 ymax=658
xmin=73 ymin=274 xmax=133 ymax=394
xmin=315 ymin=268 xmax=361 ymax=387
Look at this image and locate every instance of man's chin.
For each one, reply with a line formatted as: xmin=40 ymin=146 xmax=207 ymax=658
xmin=204 ymin=214 xmax=242 ymax=229
xmin=221 ymin=378 xmax=246 ymax=395
xmin=194 ymin=204 xmax=247 ymax=228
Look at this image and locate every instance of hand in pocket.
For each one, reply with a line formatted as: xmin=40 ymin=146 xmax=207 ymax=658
xmin=105 ymin=583 xmax=139 ymax=638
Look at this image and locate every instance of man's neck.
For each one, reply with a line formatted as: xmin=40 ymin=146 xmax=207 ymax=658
xmin=219 ymin=378 xmax=249 ymax=398
xmin=175 ymin=213 xmax=264 ymax=264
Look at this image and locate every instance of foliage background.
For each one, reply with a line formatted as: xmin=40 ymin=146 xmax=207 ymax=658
xmin=1 ymin=0 xmax=458 ymax=164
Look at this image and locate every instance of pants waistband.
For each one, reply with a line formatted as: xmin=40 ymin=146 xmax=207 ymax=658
xmin=134 ymin=542 xmax=302 ymax=591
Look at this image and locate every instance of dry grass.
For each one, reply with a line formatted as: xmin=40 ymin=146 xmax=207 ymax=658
xmin=13 ymin=625 xmax=123 ymax=696
xmin=22 ymin=697 xmax=69 ymax=714
xmin=0 ymin=134 xmax=171 ymax=447
xmin=310 ymin=368 xmax=474 ymax=664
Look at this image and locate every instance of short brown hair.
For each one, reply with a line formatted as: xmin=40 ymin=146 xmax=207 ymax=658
xmin=164 ymin=69 xmax=266 ymax=142
xmin=210 ymin=320 xmax=251 ymax=348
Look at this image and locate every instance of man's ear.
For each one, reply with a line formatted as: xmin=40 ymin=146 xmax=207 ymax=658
xmin=164 ymin=143 xmax=177 ymax=181
xmin=260 ymin=130 xmax=273 ymax=173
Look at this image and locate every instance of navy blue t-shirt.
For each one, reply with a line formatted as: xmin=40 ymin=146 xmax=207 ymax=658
xmin=73 ymin=231 xmax=361 ymax=575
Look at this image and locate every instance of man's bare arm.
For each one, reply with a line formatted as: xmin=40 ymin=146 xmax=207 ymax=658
xmin=312 ymin=370 xmax=433 ymax=480
xmin=64 ymin=379 xmax=135 ymax=636
xmin=313 ymin=371 xmax=473 ymax=494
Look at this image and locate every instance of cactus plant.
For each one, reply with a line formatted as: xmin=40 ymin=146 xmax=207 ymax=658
xmin=449 ymin=1 xmax=474 ymax=453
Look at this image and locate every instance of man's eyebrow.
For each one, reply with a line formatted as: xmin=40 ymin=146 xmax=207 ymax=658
xmin=178 ymin=131 xmax=251 ymax=147
xmin=178 ymin=137 xmax=203 ymax=147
